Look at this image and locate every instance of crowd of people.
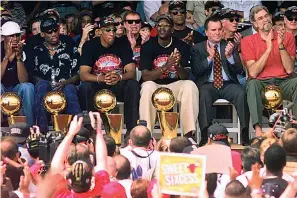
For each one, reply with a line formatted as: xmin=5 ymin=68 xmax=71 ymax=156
xmin=1 ymin=0 xmax=297 ymax=197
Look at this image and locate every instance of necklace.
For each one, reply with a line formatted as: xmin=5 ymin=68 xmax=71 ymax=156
xmin=159 ymin=37 xmax=172 ymax=48
xmin=44 ymin=42 xmax=60 ymax=51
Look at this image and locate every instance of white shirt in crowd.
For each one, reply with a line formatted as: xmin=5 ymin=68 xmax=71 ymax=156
xmin=118 ymin=179 xmax=133 ymax=198
xmin=143 ymin=0 xmax=162 ymax=27
xmin=236 ymin=167 xmax=294 ymax=187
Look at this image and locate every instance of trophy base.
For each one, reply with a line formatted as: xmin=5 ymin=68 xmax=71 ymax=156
xmin=8 ymin=115 xmax=26 ymax=126
xmin=158 ymin=111 xmax=179 ymax=139
xmin=106 ymin=114 xmax=122 ymax=145
xmin=52 ymin=114 xmax=73 ymax=133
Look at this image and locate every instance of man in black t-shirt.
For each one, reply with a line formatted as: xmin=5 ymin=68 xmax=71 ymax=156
xmin=25 ymin=18 xmax=81 ymax=133
xmin=139 ymin=15 xmax=199 ymax=138
xmin=123 ymin=10 xmax=150 ymax=80
xmin=169 ymin=1 xmax=205 ymax=45
xmin=0 ymin=21 xmax=35 ymax=126
xmin=79 ymin=17 xmax=140 ymax=136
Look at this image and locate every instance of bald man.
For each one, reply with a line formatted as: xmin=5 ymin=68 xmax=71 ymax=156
xmin=120 ymin=125 xmax=159 ymax=180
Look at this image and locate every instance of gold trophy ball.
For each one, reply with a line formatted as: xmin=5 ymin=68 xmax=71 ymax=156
xmin=152 ymin=87 xmax=176 ymax=111
xmin=0 ymin=92 xmax=21 ymax=116
xmin=262 ymin=85 xmax=283 ymax=110
xmin=94 ymin=89 xmax=117 ymax=113
xmin=44 ymin=91 xmax=67 ymax=114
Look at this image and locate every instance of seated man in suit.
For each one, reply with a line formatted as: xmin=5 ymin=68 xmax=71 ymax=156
xmin=191 ymin=16 xmax=250 ymax=146
xmin=139 ymin=15 xmax=199 ymax=138
xmin=241 ymin=5 xmax=297 ymax=136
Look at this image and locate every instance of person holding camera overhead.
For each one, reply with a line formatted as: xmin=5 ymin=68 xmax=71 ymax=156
xmin=25 ymin=17 xmax=81 ymax=133
xmin=79 ymin=17 xmax=140 ymax=137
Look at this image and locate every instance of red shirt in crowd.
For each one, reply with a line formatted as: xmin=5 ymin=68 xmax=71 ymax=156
xmin=241 ymin=31 xmax=296 ymax=80
xmin=54 ymin=170 xmax=110 ymax=198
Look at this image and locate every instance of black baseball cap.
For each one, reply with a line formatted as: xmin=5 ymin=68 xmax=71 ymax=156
xmin=141 ymin=22 xmax=152 ymax=30
xmin=36 ymin=8 xmax=60 ymax=21
xmin=168 ymin=1 xmax=186 ymax=11
xmin=9 ymin=123 xmax=30 ymax=143
xmin=221 ymin=8 xmax=241 ymax=19
xmin=40 ymin=18 xmax=59 ymax=33
xmin=205 ymin=1 xmax=224 ymax=11
xmin=98 ymin=17 xmax=117 ymax=28
xmin=273 ymin=11 xmax=284 ymax=21
xmin=285 ymin=6 xmax=297 ymax=17
xmin=207 ymin=123 xmax=229 ymax=146
xmin=73 ymin=127 xmax=90 ymax=143
xmin=156 ymin=14 xmax=173 ymax=24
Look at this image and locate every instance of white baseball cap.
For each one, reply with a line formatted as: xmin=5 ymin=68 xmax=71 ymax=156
xmin=1 ymin=21 xmax=23 ymax=36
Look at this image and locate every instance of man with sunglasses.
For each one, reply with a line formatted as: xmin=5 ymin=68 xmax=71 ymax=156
xmin=168 ymin=1 xmax=205 ymax=46
xmin=241 ymin=6 xmax=297 ymax=136
xmin=79 ymin=17 xmax=140 ymax=137
xmin=139 ymin=15 xmax=199 ymax=139
xmin=284 ymin=6 xmax=297 ymax=72
xmin=25 ymin=17 xmax=81 ymax=133
xmin=123 ymin=10 xmax=150 ymax=70
xmin=221 ymin=9 xmax=242 ymax=45
xmin=1 ymin=21 xmax=35 ymax=126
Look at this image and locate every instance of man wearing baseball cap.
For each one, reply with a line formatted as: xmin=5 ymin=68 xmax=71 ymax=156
xmin=79 ymin=17 xmax=140 ymax=137
xmin=168 ymin=1 xmax=205 ymax=45
xmin=272 ymin=11 xmax=285 ymax=31
xmin=139 ymin=15 xmax=199 ymax=138
xmin=221 ymin=8 xmax=243 ymax=44
xmin=25 ymin=17 xmax=81 ymax=133
xmin=1 ymin=21 xmax=35 ymax=126
xmin=284 ymin=6 xmax=297 ymax=72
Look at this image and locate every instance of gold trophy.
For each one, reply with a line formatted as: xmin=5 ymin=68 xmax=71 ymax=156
xmin=0 ymin=92 xmax=26 ymax=125
xmin=94 ymin=89 xmax=122 ymax=144
xmin=44 ymin=91 xmax=72 ymax=133
xmin=262 ymin=85 xmax=283 ymax=110
xmin=152 ymin=87 xmax=178 ymax=139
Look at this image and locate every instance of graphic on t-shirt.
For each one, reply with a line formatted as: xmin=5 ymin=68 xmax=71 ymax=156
xmin=133 ymin=46 xmax=141 ymax=68
xmin=93 ymin=54 xmax=122 ymax=75
xmin=153 ymin=54 xmax=177 ymax=79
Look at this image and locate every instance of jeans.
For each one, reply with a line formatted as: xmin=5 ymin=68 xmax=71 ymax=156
xmin=34 ymin=80 xmax=81 ymax=133
xmin=1 ymin=83 xmax=35 ymax=126
xmin=79 ymin=80 xmax=140 ymax=133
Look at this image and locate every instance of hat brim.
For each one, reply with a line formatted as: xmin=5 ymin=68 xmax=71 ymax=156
xmin=285 ymin=12 xmax=297 ymax=17
xmin=11 ymin=136 xmax=26 ymax=144
xmin=100 ymin=22 xmax=117 ymax=28
xmin=1 ymin=30 xmax=24 ymax=36
xmin=213 ymin=140 xmax=230 ymax=147
xmin=41 ymin=24 xmax=59 ymax=33
xmin=169 ymin=4 xmax=186 ymax=10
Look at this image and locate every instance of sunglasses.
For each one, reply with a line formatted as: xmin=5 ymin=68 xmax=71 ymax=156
xmin=9 ymin=33 xmax=21 ymax=37
xmin=125 ymin=19 xmax=141 ymax=24
xmin=229 ymin=18 xmax=240 ymax=23
xmin=117 ymin=21 xmax=124 ymax=26
xmin=170 ymin=9 xmax=186 ymax=15
xmin=46 ymin=28 xmax=58 ymax=34
xmin=287 ymin=16 xmax=297 ymax=21
xmin=103 ymin=27 xmax=117 ymax=33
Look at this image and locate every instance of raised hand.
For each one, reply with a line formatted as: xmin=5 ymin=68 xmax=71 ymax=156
xmin=0 ymin=161 xmax=7 ymax=186
xmin=4 ymin=37 xmax=13 ymax=59
xmin=265 ymin=29 xmax=273 ymax=52
xmin=29 ymin=125 xmax=41 ymax=140
xmin=277 ymin=27 xmax=286 ymax=46
xmin=233 ymin=32 xmax=242 ymax=44
xmin=127 ymin=31 xmax=137 ymax=49
xmin=140 ymin=30 xmax=150 ymax=45
xmin=248 ymin=163 xmax=263 ymax=190
xmin=182 ymin=31 xmax=194 ymax=45
xmin=19 ymin=162 xmax=31 ymax=195
xmin=229 ymin=166 xmax=239 ymax=181
xmin=89 ymin=111 xmax=102 ymax=133
xmin=225 ymin=41 xmax=235 ymax=58
xmin=15 ymin=39 xmax=25 ymax=60
xmin=81 ymin=23 xmax=94 ymax=42
xmin=207 ymin=40 xmax=215 ymax=61
xmin=68 ymin=115 xmax=83 ymax=137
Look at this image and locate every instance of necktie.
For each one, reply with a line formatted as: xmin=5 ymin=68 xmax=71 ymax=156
xmin=213 ymin=44 xmax=223 ymax=89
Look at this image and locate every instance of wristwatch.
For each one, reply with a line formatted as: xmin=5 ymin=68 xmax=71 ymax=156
xmin=279 ymin=45 xmax=285 ymax=50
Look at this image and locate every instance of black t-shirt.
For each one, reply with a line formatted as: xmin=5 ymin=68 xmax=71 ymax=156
xmin=139 ymin=37 xmax=190 ymax=85
xmin=6 ymin=164 xmax=23 ymax=190
xmin=24 ymin=38 xmax=80 ymax=82
xmin=80 ymin=37 xmax=134 ymax=75
xmin=1 ymin=42 xmax=20 ymax=87
xmin=172 ymin=26 xmax=206 ymax=45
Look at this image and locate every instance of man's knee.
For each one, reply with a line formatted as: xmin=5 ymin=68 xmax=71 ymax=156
xmin=19 ymin=83 xmax=34 ymax=93
xmin=35 ymin=80 xmax=51 ymax=92
xmin=141 ymin=81 xmax=157 ymax=94
xmin=79 ymin=82 xmax=94 ymax=93
xmin=126 ymin=80 xmax=140 ymax=90
xmin=64 ymin=84 xmax=78 ymax=93
xmin=246 ymin=79 xmax=263 ymax=92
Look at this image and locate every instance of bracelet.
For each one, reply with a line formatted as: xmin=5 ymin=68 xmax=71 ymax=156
xmin=97 ymin=75 xmax=100 ymax=83
xmin=279 ymin=47 xmax=285 ymax=50
xmin=17 ymin=58 xmax=23 ymax=62
xmin=3 ymin=56 xmax=9 ymax=61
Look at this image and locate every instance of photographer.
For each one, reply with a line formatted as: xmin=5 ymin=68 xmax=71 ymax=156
xmin=51 ymin=112 xmax=110 ymax=197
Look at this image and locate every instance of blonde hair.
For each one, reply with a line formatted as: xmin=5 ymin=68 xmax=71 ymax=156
xmin=156 ymin=138 xmax=170 ymax=152
xmin=260 ymin=138 xmax=278 ymax=156
xmin=249 ymin=5 xmax=270 ymax=22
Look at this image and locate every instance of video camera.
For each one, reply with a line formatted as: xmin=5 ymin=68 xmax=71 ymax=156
xmin=269 ymin=102 xmax=297 ymax=135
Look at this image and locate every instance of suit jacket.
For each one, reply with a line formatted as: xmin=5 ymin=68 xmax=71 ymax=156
xmin=190 ymin=40 xmax=244 ymax=87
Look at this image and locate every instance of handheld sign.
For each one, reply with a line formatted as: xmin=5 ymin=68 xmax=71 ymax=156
xmin=156 ymin=152 xmax=206 ymax=197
